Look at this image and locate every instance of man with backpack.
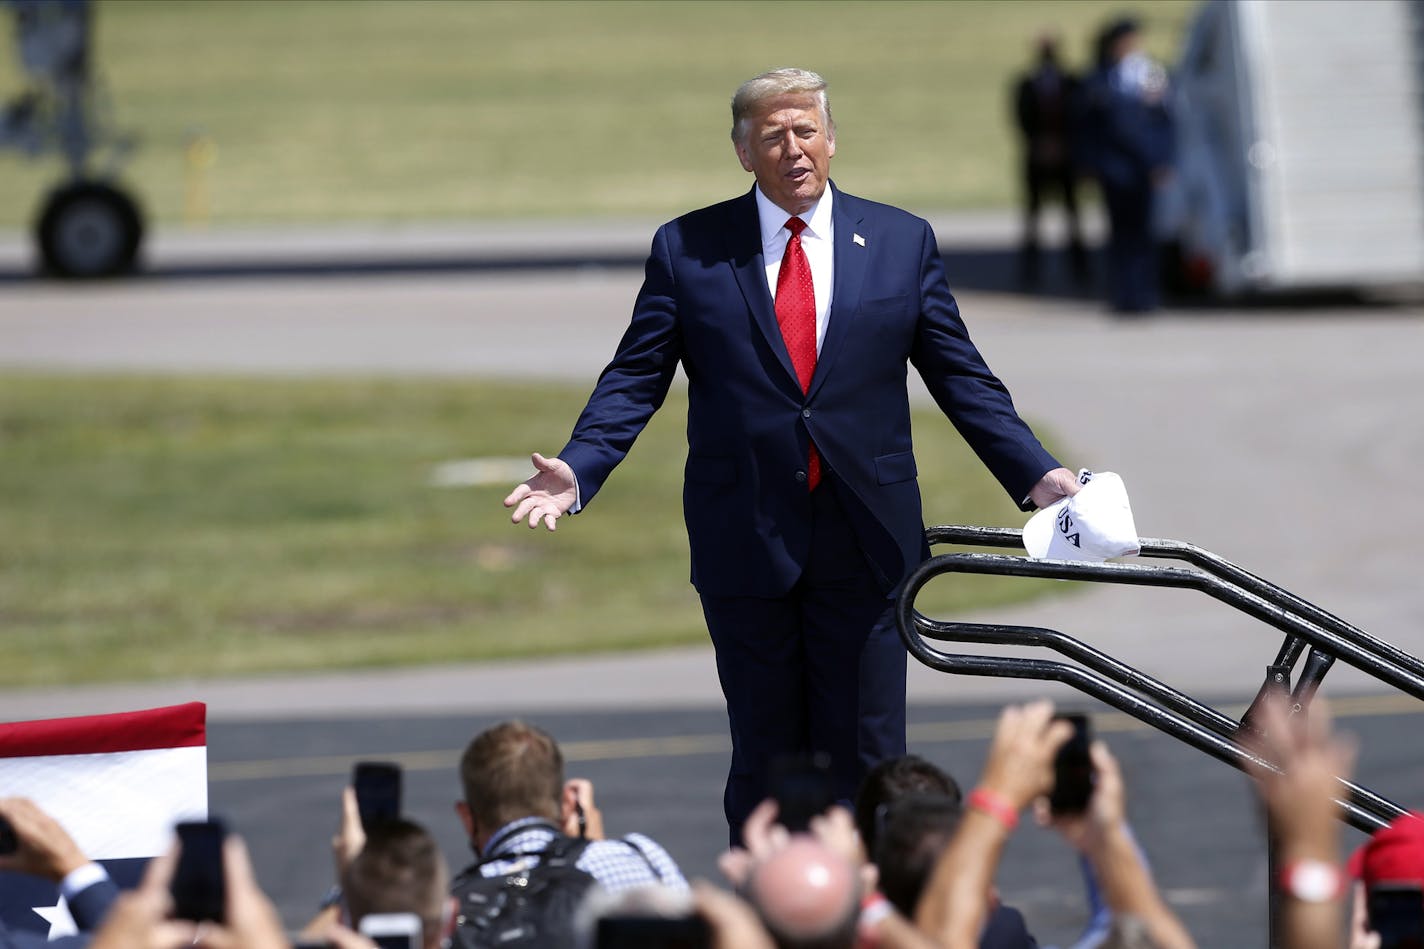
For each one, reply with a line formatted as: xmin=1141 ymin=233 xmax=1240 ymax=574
xmin=449 ymin=720 xmax=688 ymax=948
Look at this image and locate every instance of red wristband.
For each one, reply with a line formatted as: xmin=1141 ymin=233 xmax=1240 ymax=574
xmin=967 ymin=787 xmax=1020 ymax=831
xmin=857 ymin=891 xmax=892 ymax=948
xmin=1278 ymin=859 xmax=1344 ymax=902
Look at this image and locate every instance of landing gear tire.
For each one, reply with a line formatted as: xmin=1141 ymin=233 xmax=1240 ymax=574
xmin=36 ymin=181 xmax=144 ymax=278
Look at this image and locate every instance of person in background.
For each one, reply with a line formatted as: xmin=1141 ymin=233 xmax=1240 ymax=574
xmin=1346 ymin=811 xmax=1424 ymax=949
xmin=1079 ymin=17 xmax=1174 ymax=314
xmin=342 ymin=819 xmax=453 ymax=949
xmin=1012 ymin=34 xmax=1089 ymax=289
xmin=453 ymin=720 xmax=686 ymax=894
xmin=913 ymin=701 xmax=1195 ymax=949
xmin=855 ymin=756 xmax=1038 ymax=948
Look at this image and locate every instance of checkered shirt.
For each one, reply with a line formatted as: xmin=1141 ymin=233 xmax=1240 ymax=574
xmin=476 ymin=817 xmax=689 ymax=895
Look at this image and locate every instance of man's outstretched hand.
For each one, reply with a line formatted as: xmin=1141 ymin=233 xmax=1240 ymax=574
xmin=1028 ymin=466 xmax=1081 ymax=510
xmin=504 ymin=452 xmax=578 ymax=531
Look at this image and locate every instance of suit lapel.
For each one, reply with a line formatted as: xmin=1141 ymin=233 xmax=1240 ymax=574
xmin=808 ymin=184 xmax=865 ymax=400
xmin=726 ymin=189 xmax=802 ymax=389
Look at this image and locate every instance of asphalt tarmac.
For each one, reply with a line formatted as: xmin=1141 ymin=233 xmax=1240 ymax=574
xmin=3 ymin=213 xmax=1423 ymax=946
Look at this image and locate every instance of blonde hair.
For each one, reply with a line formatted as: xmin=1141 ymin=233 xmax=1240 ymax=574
xmin=730 ymin=67 xmax=833 ymax=143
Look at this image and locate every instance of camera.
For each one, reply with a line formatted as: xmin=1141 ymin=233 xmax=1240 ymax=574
xmin=596 ymin=914 xmax=710 ymax=949
xmin=171 ymin=819 xmax=228 ymax=923
xmin=1049 ymin=713 xmax=1094 ymax=816
xmin=768 ymin=752 xmax=836 ymax=834
xmin=353 ymin=761 xmax=403 ymax=830
xmin=359 ymin=912 xmax=423 ymax=949
xmin=0 ymin=814 xmax=16 ymax=855
xmin=1369 ymin=881 xmax=1424 ymax=949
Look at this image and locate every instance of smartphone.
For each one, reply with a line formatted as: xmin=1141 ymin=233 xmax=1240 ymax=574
xmin=768 ymin=752 xmax=836 ymax=834
xmin=1049 ymin=713 xmax=1094 ymax=816
xmin=0 ymin=815 xmax=15 ymax=855
xmin=1369 ymin=882 xmax=1424 ymax=949
xmin=595 ymin=914 xmax=711 ymax=949
xmin=358 ymin=912 xmax=423 ymax=949
xmin=171 ymin=819 xmax=227 ymax=923
xmin=353 ymin=761 xmax=402 ymax=830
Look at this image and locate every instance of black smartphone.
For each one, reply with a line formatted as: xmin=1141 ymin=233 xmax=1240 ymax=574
xmin=171 ymin=819 xmax=227 ymax=923
xmin=1049 ymin=713 xmax=1094 ymax=815
xmin=353 ymin=761 xmax=402 ymax=830
xmin=1370 ymin=882 xmax=1424 ymax=949
xmin=768 ymin=752 xmax=836 ymax=834
xmin=0 ymin=814 xmax=16 ymax=855
xmin=596 ymin=914 xmax=711 ymax=949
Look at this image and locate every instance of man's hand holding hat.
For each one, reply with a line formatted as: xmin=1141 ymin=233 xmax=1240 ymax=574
xmin=1024 ymin=469 xmax=1140 ymax=562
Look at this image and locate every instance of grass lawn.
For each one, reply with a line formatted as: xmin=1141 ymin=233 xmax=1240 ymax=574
xmin=0 ymin=373 xmax=1063 ymax=686
xmin=0 ymin=0 xmax=1193 ymax=228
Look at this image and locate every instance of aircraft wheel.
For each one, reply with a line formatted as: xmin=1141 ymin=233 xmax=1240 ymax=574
xmin=36 ymin=181 xmax=144 ymax=278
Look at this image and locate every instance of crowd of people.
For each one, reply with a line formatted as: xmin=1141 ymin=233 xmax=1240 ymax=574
xmin=1 ymin=696 xmax=1413 ymax=949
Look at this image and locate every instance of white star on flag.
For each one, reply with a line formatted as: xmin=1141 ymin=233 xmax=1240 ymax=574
xmin=32 ymin=897 xmax=77 ymax=939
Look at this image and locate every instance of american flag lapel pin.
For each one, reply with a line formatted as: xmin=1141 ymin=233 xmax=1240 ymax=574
xmin=853 ymin=233 xmax=866 ymax=247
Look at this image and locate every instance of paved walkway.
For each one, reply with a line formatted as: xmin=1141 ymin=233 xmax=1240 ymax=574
xmin=1 ymin=212 xmax=1420 ymax=722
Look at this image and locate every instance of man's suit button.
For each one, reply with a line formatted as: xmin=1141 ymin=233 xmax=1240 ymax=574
xmin=794 ymin=470 xmax=807 ymax=483
xmin=801 ymin=408 xmax=812 ymax=418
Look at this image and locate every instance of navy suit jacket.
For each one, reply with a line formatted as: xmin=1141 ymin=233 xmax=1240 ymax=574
xmin=1 ymin=877 xmax=117 ymax=949
xmin=560 ymin=183 xmax=1058 ymax=598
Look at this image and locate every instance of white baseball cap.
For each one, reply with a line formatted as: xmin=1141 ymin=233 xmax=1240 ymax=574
xmin=1023 ymin=469 xmax=1140 ymax=561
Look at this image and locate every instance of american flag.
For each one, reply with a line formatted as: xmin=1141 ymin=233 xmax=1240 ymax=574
xmin=0 ymin=703 xmax=208 ymax=939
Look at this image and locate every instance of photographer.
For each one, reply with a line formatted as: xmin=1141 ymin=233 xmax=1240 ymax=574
xmin=1033 ymin=739 xmax=1194 ymax=949
xmin=914 ymin=701 xmax=1195 ymax=949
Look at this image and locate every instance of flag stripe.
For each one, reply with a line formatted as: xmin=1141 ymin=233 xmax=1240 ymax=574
xmin=0 ymin=745 xmax=208 ymax=859
xmin=0 ymin=703 xmax=205 ymax=757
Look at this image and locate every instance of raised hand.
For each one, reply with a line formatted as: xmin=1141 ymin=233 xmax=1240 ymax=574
xmin=503 ymin=452 xmax=578 ymax=531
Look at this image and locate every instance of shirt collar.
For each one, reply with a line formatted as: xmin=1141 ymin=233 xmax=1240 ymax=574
xmin=482 ymin=815 xmax=557 ymax=856
xmin=754 ymin=184 xmax=834 ymax=247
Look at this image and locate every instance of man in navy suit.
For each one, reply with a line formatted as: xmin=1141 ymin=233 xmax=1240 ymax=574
xmin=506 ymin=68 xmax=1078 ymax=841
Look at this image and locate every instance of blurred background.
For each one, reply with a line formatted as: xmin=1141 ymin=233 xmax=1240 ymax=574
xmin=1 ymin=0 xmax=1191 ymax=228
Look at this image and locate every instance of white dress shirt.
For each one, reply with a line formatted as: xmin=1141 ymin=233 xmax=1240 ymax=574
xmin=754 ymin=185 xmax=835 ymax=352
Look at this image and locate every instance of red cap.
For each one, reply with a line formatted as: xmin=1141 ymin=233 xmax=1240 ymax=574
xmin=1348 ymin=813 xmax=1424 ymax=886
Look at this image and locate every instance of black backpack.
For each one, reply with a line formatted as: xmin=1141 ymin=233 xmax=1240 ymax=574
xmin=448 ymin=827 xmax=600 ymax=949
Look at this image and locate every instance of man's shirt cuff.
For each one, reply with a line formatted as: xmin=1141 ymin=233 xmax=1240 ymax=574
xmin=60 ymin=862 xmax=110 ymax=902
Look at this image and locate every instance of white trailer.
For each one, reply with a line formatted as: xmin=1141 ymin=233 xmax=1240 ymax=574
xmin=1169 ymin=0 xmax=1424 ymax=295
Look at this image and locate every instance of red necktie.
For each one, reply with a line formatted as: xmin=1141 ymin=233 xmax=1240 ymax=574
xmin=775 ymin=216 xmax=820 ymax=491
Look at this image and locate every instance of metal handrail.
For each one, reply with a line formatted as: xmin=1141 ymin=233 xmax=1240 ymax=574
xmin=906 ymin=611 xmax=1403 ymax=831
xmin=911 ymin=549 xmax=1424 ymax=699
xmin=896 ymin=525 xmax=1418 ymax=833
xmin=927 ymin=526 xmax=1424 ymax=682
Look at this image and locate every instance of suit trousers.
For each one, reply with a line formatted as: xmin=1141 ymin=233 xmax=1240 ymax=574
xmin=1102 ymin=181 xmax=1159 ymax=312
xmin=698 ymin=473 xmax=908 ymax=844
